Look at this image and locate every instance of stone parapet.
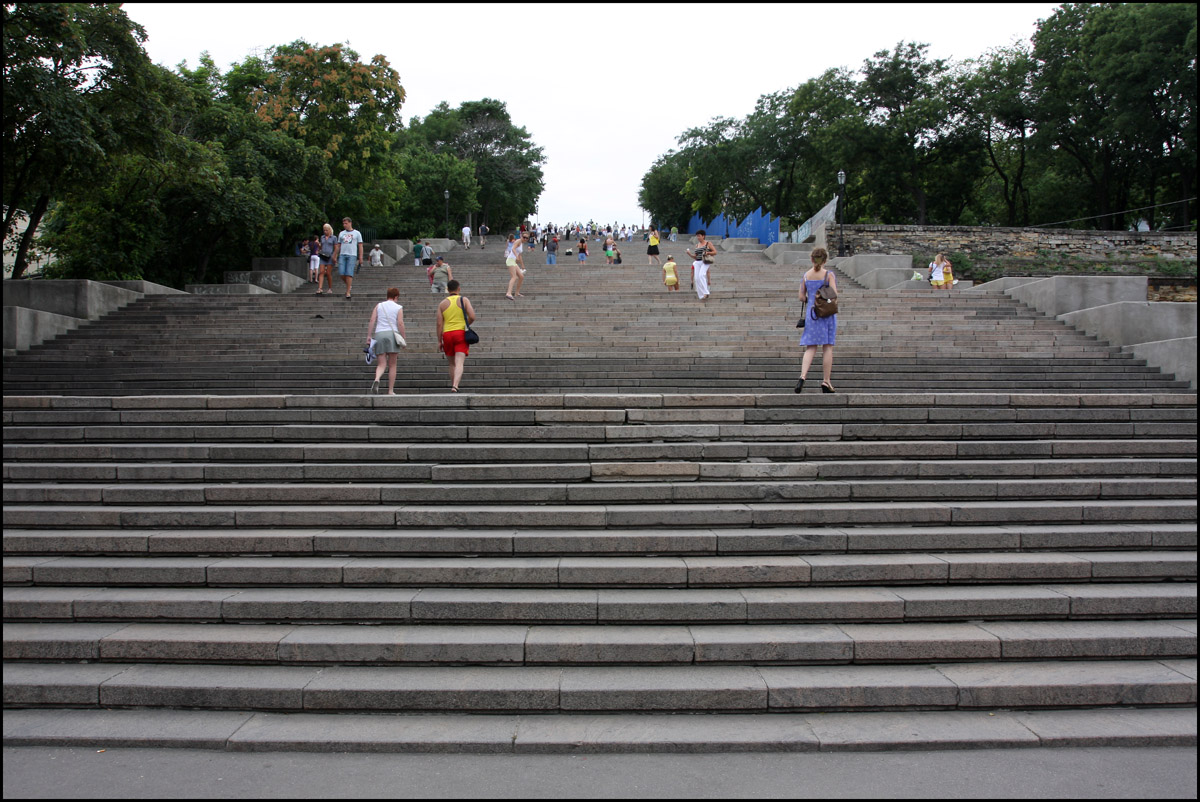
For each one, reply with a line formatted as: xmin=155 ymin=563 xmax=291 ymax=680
xmin=1 ymin=279 xmax=142 ymax=321
xmin=251 ymin=257 xmax=308 ymax=279
xmin=836 ymin=224 xmax=1196 ymax=262
xmin=223 ymin=270 xmax=306 ymax=294
xmin=3 ymin=306 xmax=83 ymax=354
xmin=185 ymin=283 xmax=273 ymax=295
xmin=98 ymin=281 xmax=187 ymax=296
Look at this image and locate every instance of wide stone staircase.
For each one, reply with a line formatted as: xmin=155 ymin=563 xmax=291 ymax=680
xmin=3 ymin=241 xmax=1195 ymax=753
xmin=1 ymin=243 xmax=1190 ymax=394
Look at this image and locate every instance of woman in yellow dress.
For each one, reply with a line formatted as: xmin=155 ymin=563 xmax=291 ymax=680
xmin=662 ymin=256 xmax=679 ymax=291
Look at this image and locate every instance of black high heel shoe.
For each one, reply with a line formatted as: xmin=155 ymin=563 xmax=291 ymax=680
xmin=821 ymin=382 xmax=836 ymax=394
xmin=794 ymin=377 xmax=805 ymax=393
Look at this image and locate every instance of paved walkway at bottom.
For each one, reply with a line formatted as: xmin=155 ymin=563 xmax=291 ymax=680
xmin=4 ymin=745 xmax=1195 ymax=798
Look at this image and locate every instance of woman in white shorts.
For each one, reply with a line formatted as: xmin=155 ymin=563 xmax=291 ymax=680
xmin=306 ymin=234 xmax=320 ymax=283
xmin=504 ymin=233 xmax=526 ymax=300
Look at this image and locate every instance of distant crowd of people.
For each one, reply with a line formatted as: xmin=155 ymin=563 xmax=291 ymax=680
xmin=296 ymin=217 xmax=947 ymax=395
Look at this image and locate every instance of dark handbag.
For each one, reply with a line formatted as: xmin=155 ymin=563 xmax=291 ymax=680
xmin=459 ymin=297 xmax=479 ymax=344
xmin=813 ymin=273 xmax=839 ymax=318
xmin=796 ymin=314 xmax=806 ymax=329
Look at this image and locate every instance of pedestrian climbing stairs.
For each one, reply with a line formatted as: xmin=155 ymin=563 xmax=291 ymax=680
xmin=3 ymin=241 xmax=1195 ymax=753
xmin=1 ymin=244 xmax=1189 ymax=394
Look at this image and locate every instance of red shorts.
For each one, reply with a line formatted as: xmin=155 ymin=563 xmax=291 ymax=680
xmin=442 ymin=329 xmax=469 ymax=357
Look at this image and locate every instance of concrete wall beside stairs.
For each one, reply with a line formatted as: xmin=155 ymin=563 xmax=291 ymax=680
xmin=972 ymin=275 xmax=1197 ymax=389
xmin=835 ymin=254 xmax=913 ymax=289
xmin=2 ymin=279 xmax=180 ymax=355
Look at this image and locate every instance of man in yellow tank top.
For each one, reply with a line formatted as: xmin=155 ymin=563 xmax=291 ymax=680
xmin=436 ymin=279 xmax=476 ymax=392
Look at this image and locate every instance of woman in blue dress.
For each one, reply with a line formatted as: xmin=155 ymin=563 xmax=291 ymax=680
xmin=796 ymin=247 xmax=838 ymax=393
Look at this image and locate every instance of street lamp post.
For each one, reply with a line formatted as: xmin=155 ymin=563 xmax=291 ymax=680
xmin=444 ymin=190 xmax=450 ymax=240
xmin=723 ymin=189 xmax=730 ymax=241
xmin=837 ymin=171 xmax=846 ymax=258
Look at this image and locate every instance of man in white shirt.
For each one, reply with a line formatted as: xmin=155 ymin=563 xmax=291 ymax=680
xmin=332 ymin=217 xmax=363 ymax=299
xmin=368 ymin=244 xmax=384 ymax=268
xmin=461 ymin=224 xmax=472 ymax=250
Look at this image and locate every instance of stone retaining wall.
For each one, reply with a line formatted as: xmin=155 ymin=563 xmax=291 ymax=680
xmin=835 ymin=225 xmax=1196 ymax=261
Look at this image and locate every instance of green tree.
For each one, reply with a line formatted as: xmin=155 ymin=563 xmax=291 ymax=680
xmin=42 ymin=58 xmax=329 ymax=286
xmin=1030 ymin=3 xmax=1196 ymax=230
xmin=392 ymin=144 xmax=480 ymax=239
xmin=238 ymin=41 xmax=407 ymax=229
xmin=856 ymin=42 xmax=985 ymax=225
xmin=638 ymin=151 xmax=692 ymax=232
xmin=2 ymin=2 xmax=159 ymax=279
xmin=958 ymin=45 xmax=1037 ymax=226
xmin=408 ymin=99 xmax=544 ymax=231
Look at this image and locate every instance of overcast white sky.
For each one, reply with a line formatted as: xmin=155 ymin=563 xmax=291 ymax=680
xmin=124 ymin=2 xmax=1060 ymax=227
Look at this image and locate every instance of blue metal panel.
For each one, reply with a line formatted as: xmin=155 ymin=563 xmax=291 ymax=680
xmin=684 ymin=207 xmax=780 ymax=245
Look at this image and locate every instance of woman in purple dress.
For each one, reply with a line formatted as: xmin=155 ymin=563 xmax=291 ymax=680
xmin=796 ymin=247 xmax=838 ymax=393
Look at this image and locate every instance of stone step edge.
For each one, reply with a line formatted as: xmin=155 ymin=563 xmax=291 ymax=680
xmin=5 ymin=392 xmax=1197 ymax=410
xmin=2 ymin=706 xmax=1194 ymax=753
xmin=3 ymin=619 xmax=1194 ymax=665
xmin=3 ymin=658 xmax=1195 ymax=713
xmin=4 ymin=551 xmax=1196 ymax=589
xmin=6 ymin=523 xmax=1195 ymax=557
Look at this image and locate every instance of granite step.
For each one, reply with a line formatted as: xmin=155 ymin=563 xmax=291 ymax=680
xmin=2 ymin=706 xmax=1195 ymax=752
xmin=4 ymin=499 xmax=1195 ymax=530
xmin=5 ymin=524 xmax=1195 ymax=556
xmin=6 ymin=439 xmax=1195 ymax=464
xmin=3 ymin=620 xmax=1194 ymax=665
xmin=3 ymin=458 xmax=1196 ymax=484
xmin=4 ymin=551 xmax=1194 ymax=588
xmin=5 ymin=583 xmax=1194 ymax=624
xmin=4 ymin=477 xmax=1197 ymax=507
xmin=4 ymin=659 xmax=1194 ymax=712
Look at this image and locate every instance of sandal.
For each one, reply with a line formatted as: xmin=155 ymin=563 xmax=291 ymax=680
xmin=794 ymin=378 xmax=805 ymax=394
xmin=821 ymin=382 xmax=836 ymax=394
xmin=450 ymin=386 xmax=459 ymax=393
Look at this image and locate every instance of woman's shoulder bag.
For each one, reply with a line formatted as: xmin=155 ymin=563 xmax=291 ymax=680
xmin=813 ymin=273 xmax=839 ymax=318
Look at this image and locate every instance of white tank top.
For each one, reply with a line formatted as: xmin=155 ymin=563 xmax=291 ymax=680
xmin=374 ymin=300 xmax=402 ymax=334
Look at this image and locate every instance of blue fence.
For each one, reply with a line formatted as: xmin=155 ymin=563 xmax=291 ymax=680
xmin=684 ymin=207 xmax=780 ymax=246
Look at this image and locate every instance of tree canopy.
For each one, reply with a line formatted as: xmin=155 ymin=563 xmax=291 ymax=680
xmin=640 ymin=3 xmax=1197 ymax=234
xmin=5 ymin=8 xmax=546 ymax=285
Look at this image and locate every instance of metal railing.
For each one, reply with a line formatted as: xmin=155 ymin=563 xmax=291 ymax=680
xmin=789 ymin=194 xmax=839 ymax=244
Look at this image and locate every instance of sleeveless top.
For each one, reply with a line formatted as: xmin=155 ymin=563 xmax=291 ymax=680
xmin=374 ymin=300 xmax=402 ymax=334
xmin=442 ymin=294 xmax=467 ymax=332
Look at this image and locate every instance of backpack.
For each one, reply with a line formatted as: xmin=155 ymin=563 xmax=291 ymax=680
xmin=813 ymin=273 xmax=839 ymax=318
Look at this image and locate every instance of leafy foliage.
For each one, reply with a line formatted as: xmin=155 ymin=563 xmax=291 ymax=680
xmin=641 ymin=4 xmax=1197 ymax=235
xmin=407 ymin=99 xmax=544 ymax=232
xmin=9 ymin=15 xmax=549 ymax=286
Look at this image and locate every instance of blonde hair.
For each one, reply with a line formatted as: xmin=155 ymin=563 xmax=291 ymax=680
xmin=811 ymin=248 xmax=828 ymax=267
xmin=935 ymin=252 xmax=946 ymax=263
xmin=322 ymin=223 xmax=333 ymax=235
